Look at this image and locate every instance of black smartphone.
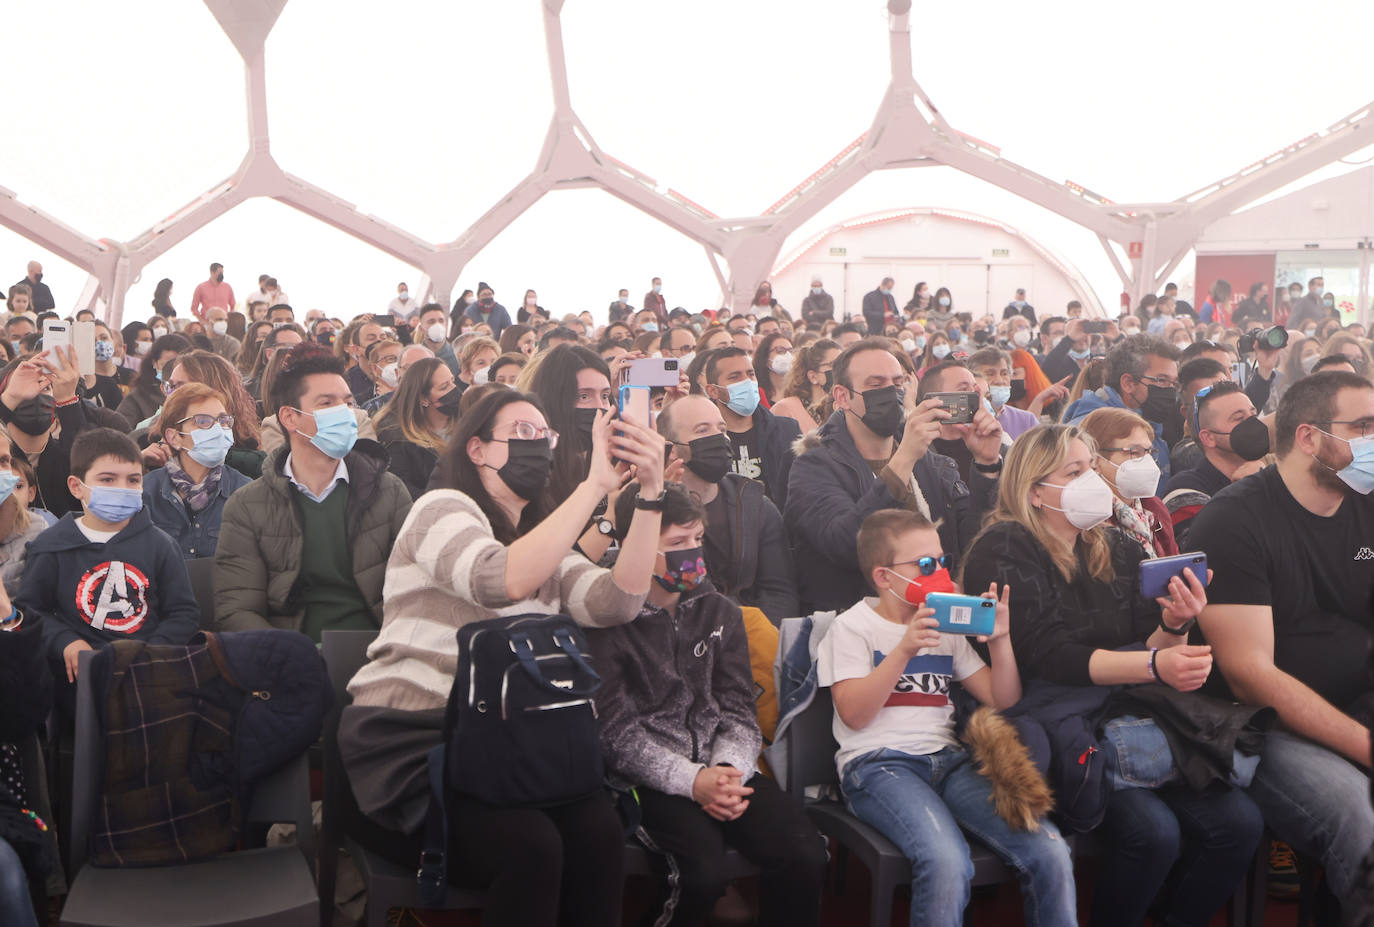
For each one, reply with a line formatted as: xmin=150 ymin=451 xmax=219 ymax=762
xmin=1083 ymin=320 xmax=1109 ymax=334
xmin=928 ymin=391 xmax=977 ymax=425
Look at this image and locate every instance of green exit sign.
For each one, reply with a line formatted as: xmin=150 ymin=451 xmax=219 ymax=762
xmin=992 ymin=248 xmax=1010 ymax=258
xmin=829 ymin=247 xmax=847 ymax=256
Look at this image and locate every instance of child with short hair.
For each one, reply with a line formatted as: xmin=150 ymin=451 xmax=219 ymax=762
xmin=818 ymin=508 xmax=1076 ymax=927
xmin=590 ymin=482 xmax=827 ymax=926
xmin=17 ymin=428 xmax=199 ymax=705
xmin=11 ymin=458 xmax=55 ymax=527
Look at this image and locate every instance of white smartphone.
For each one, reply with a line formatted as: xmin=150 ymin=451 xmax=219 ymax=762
xmin=42 ymin=321 xmax=71 ymax=368
xmin=73 ymin=320 xmax=96 ymax=377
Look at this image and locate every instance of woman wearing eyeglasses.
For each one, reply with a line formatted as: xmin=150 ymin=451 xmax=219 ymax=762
xmin=341 ymin=387 xmax=667 ymax=927
xmin=960 ymin=424 xmax=1262 ymax=927
xmin=141 ymin=382 xmax=251 ymax=559
xmin=1078 ymin=408 xmax=1177 ymax=559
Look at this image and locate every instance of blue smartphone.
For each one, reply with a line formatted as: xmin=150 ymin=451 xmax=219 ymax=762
xmin=1139 ymin=552 xmax=1208 ymax=600
xmin=924 ymin=592 xmax=997 ymax=637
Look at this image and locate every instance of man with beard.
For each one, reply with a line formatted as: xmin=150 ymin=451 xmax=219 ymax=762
xmin=1161 ymin=381 xmax=1269 ymax=545
xmin=1188 ymin=370 xmax=1374 ymax=918
xmin=785 ymin=339 xmax=1001 ymax=612
xmin=1064 ymin=334 xmax=1181 ymax=494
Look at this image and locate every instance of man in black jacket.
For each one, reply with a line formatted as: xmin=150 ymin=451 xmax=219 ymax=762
xmin=701 ymin=347 xmax=800 ymax=510
xmin=14 ymin=262 xmax=54 ymax=312
xmin=861 ymin=278 xmax=896 ymax=335
xmin=658 ymin=395 xmax=798 ymax=622
xmin=800 ymin=275 xmax=835 ymax=327
xmin=785 ymin=338 xmax=1002 ymax=612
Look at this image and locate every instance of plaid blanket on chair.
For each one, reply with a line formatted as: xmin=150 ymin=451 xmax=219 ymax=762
xmin=88 ymin=636 xmax=241 ymax=867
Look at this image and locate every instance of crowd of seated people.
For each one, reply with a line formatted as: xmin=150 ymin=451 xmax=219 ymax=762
xmin=0 ymin=263 xmax=1371 ymax=926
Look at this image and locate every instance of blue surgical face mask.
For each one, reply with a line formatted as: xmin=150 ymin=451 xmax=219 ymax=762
xmin=1069 ymin=347 xmax=1092 ymax=361
xmin=1316 ymin=429 xmax=1374 ymax=494
xmin=295 ymin=404 xmax=358 ymax=459
xmin=82 ymin=482 xmax=143 ymax=523
xmin=182 ymin=424 xmax=233 ymax=468
xmin=989 ymin=385 xmax=1012 ymax=407
xmin=0 ymin=470 xmax=18 ymax=505
xmin=717 ymin=378 xmax=760 ymax=416
xmin=641 ymin=321 xmax=659 ymax=333
xmin=94 ymin=339 xmax=116 ymax=363
xmin=931 ymin=343 xmax=951 ymax=360
xmin=938 ymin=296 xmax=951 ymax=308
xmin=914 ymin=335 xmax=927 ymax=351
xmin=811 ymin=287 xmax=823 ymax=295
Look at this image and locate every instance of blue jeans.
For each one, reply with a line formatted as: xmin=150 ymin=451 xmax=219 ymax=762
xmin=1092 ymin=783 xmax=1262 ymax=927
xmin=0 ymin=837 xmax=37 ymax=927
xmin=1247 ymin=731 xmax=1374 ymax=907
xmin=841 ymin=747 xmax=1076 ymax=927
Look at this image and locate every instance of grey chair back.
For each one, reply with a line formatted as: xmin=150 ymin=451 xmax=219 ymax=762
xmin=185 ymin=557 xmax=216 ymax=629
xmin=783 ymin=687 xmax=842 ymax=797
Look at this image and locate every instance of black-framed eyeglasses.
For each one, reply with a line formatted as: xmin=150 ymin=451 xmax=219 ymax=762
xmin=1138 ymin=374 xmax=1180 ymax=389
xmin=176 ymin=413 xmax=235 ymax=431
xmin=1316 ymin=420 xmax=1374 ymax=439
xmin=892 ymin=554 xmax=951 ymax=575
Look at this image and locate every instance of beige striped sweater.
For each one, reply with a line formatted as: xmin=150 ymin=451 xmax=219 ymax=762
xmin=347 ymin=489 xmax=645 ymax=713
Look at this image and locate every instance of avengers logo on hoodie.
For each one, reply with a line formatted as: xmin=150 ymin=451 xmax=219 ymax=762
xmin=76 ymin=561 xmax=150 ymax=633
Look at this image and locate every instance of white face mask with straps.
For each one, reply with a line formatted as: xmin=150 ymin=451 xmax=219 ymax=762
xmin=1037 ymin=469 xmax=1114 ymax=529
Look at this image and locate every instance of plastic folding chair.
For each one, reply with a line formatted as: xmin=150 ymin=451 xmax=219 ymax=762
xmin=782 ymin=685 xmax=1016 ymax=927
xmin=60 ymin=650 xmax=318 ymax=927
xmin=183 ymin=557 xmax=217 ymax=630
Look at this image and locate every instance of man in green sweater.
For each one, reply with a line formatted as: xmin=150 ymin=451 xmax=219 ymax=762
xmin=213 ymin=346 xmax=412 ymax=640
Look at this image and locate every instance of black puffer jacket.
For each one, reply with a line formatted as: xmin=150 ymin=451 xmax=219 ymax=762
xmin=704 ymin=474 xmax=797 ymax=623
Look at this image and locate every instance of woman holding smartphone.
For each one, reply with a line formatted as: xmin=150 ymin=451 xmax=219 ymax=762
xmin=960 ymin=424 xmax=1261 ymax=927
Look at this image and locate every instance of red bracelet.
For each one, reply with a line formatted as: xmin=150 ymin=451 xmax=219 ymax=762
xmin=55 ymin=396 xmax=78 ymax=408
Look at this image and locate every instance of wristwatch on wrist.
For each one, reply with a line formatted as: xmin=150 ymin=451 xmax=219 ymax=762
xmin=634 ymin=489 xmax=668 ymax=511
xmin=1157 ymin=616 xmax=1196 ymax=636
xmin=594 ymin=516 xmax=615 ymax=537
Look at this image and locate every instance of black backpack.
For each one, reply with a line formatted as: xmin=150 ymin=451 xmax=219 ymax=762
xmin=419 ymin=613 xmax=603 ymax=903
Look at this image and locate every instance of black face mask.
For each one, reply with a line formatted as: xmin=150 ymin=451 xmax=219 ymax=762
xmin=680 ymin=433 xmax=732 ymax=484
xmin=436 ymin=388 xmax=462 ymax=417
xmin=489 ymin=437 xmax=552 ymax=502
xmin=1221 ymin=414 xmax=1270 ymax=462
xmin=10 ymin=394 xmax=54 ymax=436
xmin=852 ymin=385 xmax=905 ymax=438
xmin=822 ymin=370 xmax=835 ymax=393
xmin=315 ymin=331 xmax=335 ymax=347
xmin=573 ymin=407 xmax=599 ymax=445
xmin=1139 ymin=384 xmax=1179 ymax=425
xmin=1009 ymin=379 xmax=1027 ymax=403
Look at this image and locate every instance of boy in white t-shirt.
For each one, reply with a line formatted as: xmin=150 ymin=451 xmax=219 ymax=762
xmin=817 ymin=508 xmax=1075 ymax=927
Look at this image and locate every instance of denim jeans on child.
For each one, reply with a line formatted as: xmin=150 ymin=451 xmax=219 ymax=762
xmin=842 ymin=746 xmax=1076 ymax=927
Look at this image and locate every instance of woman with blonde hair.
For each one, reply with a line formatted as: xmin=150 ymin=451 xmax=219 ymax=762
xmin=372 ymin=356 xmax=459 ymax=498
xmin=770 ymin=338 xmax=839 ymax=432
xmin=961 ymin=423 xmax=1261 ymax=927
xmin=1078 ymin=407 xmax=1177 ymax=558
xmin=1320 ymin=330 xmax=1372 ymax=378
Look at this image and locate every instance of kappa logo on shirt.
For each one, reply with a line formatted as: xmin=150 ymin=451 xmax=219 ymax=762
xmin=874 ymin=651 xmax=953 ymax=707
xmin=693 ymin=625 xmax=725 ymax=658
xmin=76 ymin=561 xmax=150 ymax=634
xmin=1356 ymin=547 xmax=1374 ymax=561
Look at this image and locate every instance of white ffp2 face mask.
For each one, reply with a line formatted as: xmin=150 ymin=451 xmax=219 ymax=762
xmin=1038 ymin=470 xmax=1114 ymax=529
xmin=1107 ymin=454 xmax=1161 ymax=500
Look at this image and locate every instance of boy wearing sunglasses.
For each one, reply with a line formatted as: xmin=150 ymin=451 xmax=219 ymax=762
xmin=817 ymin=508 xmax=1076 ymax=927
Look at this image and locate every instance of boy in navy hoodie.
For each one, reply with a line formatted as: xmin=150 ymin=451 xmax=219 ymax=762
xmin=18 ymin=428 xmax=199 ymax=712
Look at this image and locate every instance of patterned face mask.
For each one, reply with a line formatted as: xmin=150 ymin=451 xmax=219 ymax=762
xmin=654 ymin=547 xmax=707 ymax=593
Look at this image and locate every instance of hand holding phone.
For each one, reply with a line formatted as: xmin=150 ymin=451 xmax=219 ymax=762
xmin=927 ymin=391 xmax=977 ymax=425
xmin=1139 ymin=552 xmax=1209 ymax=600
xmin=924 ymin=592 xmax=997 ymax=637
xmin=618 ymin=384 xmax=652 ymax=428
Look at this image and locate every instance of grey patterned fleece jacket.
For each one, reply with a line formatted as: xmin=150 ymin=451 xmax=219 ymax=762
xmin=587 ymin=584 xmax=762 ymax=799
